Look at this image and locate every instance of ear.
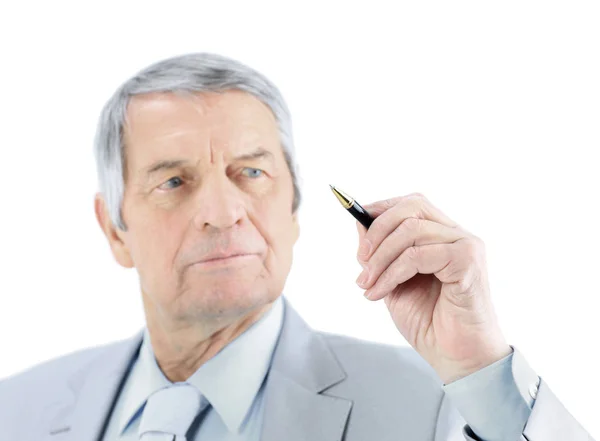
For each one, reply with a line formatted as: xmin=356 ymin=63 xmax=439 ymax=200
xmin=94 ymin=193 xmax=134 ymax=268
xmin=291 ymin=210 xmax=300 ymax=245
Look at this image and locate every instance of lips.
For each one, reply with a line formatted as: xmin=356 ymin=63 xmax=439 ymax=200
xmin=200 ymin=253 xmax=247 ymax=263
xmin=193 ymin=252 xmax=257 ymax=265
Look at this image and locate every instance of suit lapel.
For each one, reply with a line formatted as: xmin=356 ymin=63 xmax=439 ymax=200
xmin=43 ymin=329 xmax=144 ymax=441
xmin=260 ymin=297 xmax=352 ymax=441
xmin=42 ymin=296 xmax=352 ymax=441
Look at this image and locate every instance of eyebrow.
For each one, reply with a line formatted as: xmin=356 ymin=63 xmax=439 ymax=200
xmin=233 ymin=147 xmax=274 ymax=163
xmin=142 ymin=147 xmax=274 ymax=177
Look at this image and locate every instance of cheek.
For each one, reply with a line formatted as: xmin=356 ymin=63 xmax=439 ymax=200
xmin=128 ymin=218 xmax=183 ymax=277
xmin=256 ymin=204 xmax=296 ymax=256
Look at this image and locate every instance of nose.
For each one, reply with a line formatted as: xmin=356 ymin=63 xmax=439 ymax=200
xmin=191 ymin=173 xmax=245 ymax=231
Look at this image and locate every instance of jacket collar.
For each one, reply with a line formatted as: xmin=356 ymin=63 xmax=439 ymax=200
xmin=259 ymin=296 xmax=352 ymax=441
xmin=44 ymin=296 xmax=352 ymax=441
xmin=118 ymin=295 xmax=284 ymax=435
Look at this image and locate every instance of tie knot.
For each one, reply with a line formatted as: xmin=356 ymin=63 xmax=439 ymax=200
xmin=138 ymin=383 xmax=208 ymax=440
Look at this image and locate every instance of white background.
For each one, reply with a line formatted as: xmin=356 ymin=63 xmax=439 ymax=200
xmin=0 ymin=1 xmax=598 ymax=437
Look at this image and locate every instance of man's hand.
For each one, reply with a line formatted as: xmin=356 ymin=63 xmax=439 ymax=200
xmin=355 ymin=193 xmax=512 ymax=384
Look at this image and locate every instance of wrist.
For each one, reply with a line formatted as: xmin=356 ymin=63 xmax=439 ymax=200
xmin=439 ymin=344 xmax=513 ymax=385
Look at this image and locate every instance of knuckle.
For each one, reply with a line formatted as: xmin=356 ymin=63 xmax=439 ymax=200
xmin=408 ymin=193 xmax=429 ymax=214
xmin=382 ymin=198 xmax=397 ymax=209
xmin=368 ymin=219 xmax=384 ymax=239
xmin=474 ymin=235 xmax=486 ymax=250
xmin=405 ymin=245 xmax=420 ymax=263
xmin=451 ymin=278 xmax=475 ymax=298
xmin=462 ymin=236 xmax=483 ymax=260
xmin=403 ymin=216 xmax=421 ymax=232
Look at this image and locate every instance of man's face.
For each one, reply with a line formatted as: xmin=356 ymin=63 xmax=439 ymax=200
xmin=99 ymin=90 xmax=299 ymax=323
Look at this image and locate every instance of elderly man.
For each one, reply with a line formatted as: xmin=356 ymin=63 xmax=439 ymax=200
xmin=0 ymin=53 xmax=593 ymax=441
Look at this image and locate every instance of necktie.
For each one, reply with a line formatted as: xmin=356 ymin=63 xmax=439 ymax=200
xmin=138 ymin=382 xmax=209 ymax=441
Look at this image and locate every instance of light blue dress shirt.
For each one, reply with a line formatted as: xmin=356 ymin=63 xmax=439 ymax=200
xmin=102 ymin=295 xmax=284 ymax=441
xmin=101 ymin=294 xmax=539 ymax=441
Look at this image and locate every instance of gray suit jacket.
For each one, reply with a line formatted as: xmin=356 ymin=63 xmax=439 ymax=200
xmin=0 ymin=297 xmax=593 ymax=440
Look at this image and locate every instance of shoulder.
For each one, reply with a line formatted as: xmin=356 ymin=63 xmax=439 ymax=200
xmin=319 ymin=330 xmax=441 ymax=385
xmin=0 ymin=335 xmax=136 ymax=439
xmin=318 ymin=330 xmax=444 ymax=404
xmin=316 ymin=331 xmax=447 ymax=438
xmin=0 ymin=334 xmax=134 ymax=412
xmin=1 ymin=338 xmax=112 ymax=386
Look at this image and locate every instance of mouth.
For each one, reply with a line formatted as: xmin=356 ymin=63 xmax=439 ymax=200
xmin=192 ymin=254 xmax=258 ymax=268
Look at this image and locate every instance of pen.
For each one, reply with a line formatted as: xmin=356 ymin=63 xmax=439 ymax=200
xmin=330 ymin=185 xmax=374 ymax=229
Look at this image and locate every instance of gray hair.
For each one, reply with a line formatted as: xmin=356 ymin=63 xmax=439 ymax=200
xmin=93 ymin=52 xmax=301 ymax=231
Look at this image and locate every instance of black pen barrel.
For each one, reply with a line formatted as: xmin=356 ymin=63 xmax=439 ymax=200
xmin=349 ymin=200 xmax=374 ymax=229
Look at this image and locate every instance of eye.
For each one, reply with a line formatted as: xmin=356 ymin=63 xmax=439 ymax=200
xmin=241 ymin=167 xmax=264 ymax=178
xmin=158 ymin=176 xmax=184 ymax=190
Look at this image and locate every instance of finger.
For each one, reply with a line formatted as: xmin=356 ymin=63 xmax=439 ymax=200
xmin=356 ymin=220 xmax=367 ymax=238
xmin=362 ymin=193 xmax=456 ymax=224
xmin=357 ymin=218 xmax=465 ymax=291
xmin=364 ymin=241 xmax=462 ymax=301
xmin=360 ymin=194 xmax=461 ymax=262
xmin=360 ymin=195 xmax=406 ymax=218
xmin=356 ymin=220 xmax=371 ymax=258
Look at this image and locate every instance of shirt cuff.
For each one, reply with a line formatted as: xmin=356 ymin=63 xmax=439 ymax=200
xmin=441 ymin=345 xmax=540 ymax=441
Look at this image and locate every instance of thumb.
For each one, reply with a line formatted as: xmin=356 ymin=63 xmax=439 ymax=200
xmin=356 ymin=220 xmax=367 ymax=244
xmin=356 ymin=198 xmax=398 ymax=242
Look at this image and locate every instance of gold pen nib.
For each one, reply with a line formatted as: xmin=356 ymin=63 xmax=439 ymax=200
xmin=329 ymin=185 xmax=354 ymax=209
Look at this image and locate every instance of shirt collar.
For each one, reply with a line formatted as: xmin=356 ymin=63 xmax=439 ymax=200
xmin=118 ymin=295 xmax=284 ymax=435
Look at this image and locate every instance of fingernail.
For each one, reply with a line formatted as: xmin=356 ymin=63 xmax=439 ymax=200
xmin=359 ymin=240 xmax=371 ymax=258
xmin=365 ymin=286 xmax=378 ymax=300
xmin=356 ymin=270 xmax=369 ymax=287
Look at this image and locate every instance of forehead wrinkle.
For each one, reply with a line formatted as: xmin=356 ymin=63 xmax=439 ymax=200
xmin=185 ymin=93 xmax=267 ymax=166
xmin=132 ymin=90 xmax=275 ymax=167
xmin=184 ymin=92 xmax=234 ymax=167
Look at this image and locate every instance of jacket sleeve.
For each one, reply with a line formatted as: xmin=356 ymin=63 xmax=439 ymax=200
xmin=460 ymin=378 xmax=595 ymax=441
xmin=435 ymin=346 xmax=595 ymax=441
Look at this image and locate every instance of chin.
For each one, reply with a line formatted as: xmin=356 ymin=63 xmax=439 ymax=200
xmin=178 ymin=280 xmax=275 ymax=321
